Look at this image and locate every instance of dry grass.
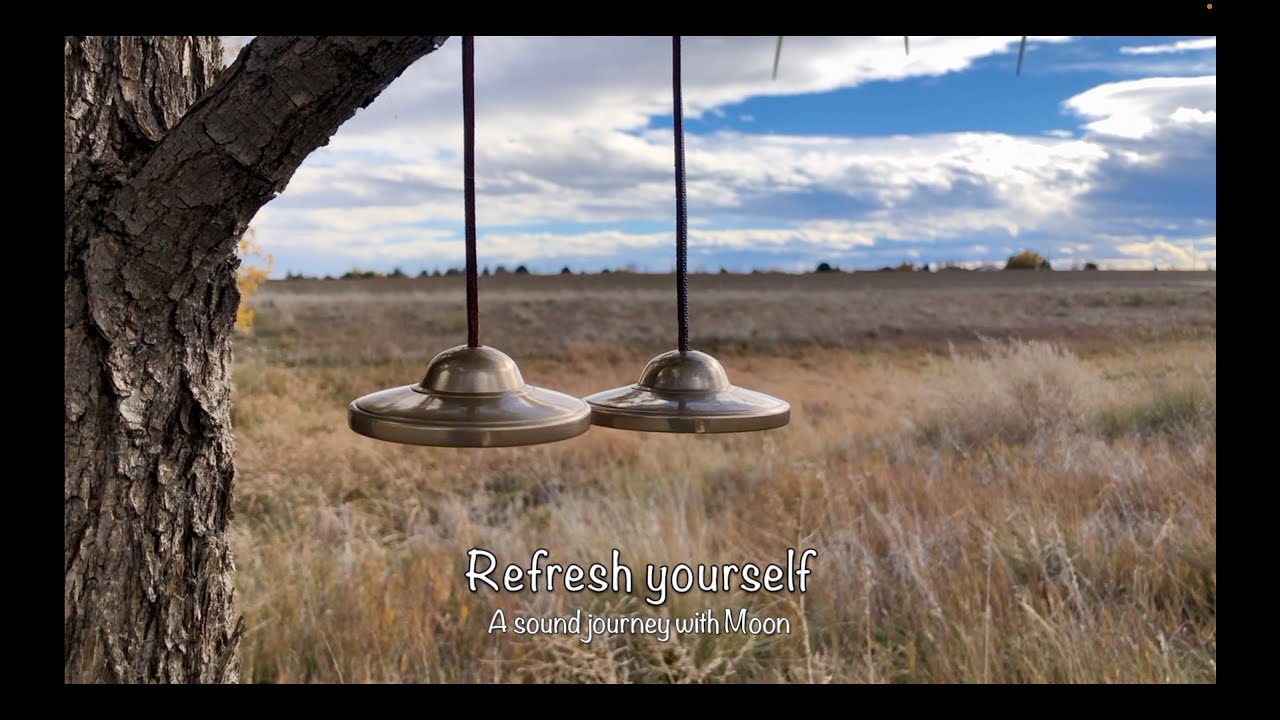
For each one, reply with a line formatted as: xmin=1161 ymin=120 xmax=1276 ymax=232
xmin=249 ymin=271 xmax=1216 ymax=361
xmin=915 ymin=338 xmax=1113 ymax=448
xmin=230 ymin=272 xmax=1215 ymax=683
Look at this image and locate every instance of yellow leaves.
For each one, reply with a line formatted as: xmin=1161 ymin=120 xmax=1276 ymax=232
xmin=236 ymin=228 xmax=274 ymax=334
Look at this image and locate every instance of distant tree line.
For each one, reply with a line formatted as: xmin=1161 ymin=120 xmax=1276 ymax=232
xmin=284 ymin=264 xmax=533 ymax=280
xmin=279 ymin=252 xmax=1123 ymax=281
xmin=806 ymin=251 xmax=1107 ymax=274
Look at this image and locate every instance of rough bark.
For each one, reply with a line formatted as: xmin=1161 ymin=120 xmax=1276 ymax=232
xmin=65 ymin=35 xmax=449 ymax=684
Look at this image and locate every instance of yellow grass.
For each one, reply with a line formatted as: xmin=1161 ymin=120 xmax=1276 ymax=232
xmin=231 ymin=273 xmax=1215 ymax=683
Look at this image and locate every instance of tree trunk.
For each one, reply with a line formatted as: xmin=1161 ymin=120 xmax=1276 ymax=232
xmin=65 ymin=35 xmax=448 ymax=684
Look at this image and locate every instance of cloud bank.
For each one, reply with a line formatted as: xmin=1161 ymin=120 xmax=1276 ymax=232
xmin=232 ymin=36 xmax=1215 ymax=274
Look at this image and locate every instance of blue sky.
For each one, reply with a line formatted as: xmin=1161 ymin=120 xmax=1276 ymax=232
xmin=226 ymin=36 xmax=1216 ymax=276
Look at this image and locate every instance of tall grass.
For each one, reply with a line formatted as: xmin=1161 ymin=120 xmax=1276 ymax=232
xmin=230 ymin=323 xmax=1215 ymax=683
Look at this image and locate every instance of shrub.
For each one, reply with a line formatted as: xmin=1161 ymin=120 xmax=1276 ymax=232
xmin=1084 ymin=262 xmax=1099 ymax=271
xmin=916 ymin=339 xmax=1107 ymax=448
xmin=560 ymin=266 xmax=572 ymax=275
xmin=515 ymin=265 xmax=530 ymax=275
xmin=815 ymin=262 xmax=835 ymax=273
xmin=1005 ymin=251 xmax=1051 ymax=270
xmin=235 ymin=228 xmax=273 ymax=333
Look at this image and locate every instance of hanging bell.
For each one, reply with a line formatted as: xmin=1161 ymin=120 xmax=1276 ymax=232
xmin=348 ymin=36 xmax=591 ymax=448
xmin=584 ymin=37 xmax=790 ymax=435
xmin=584 ymin=349 xmax=789 ymax=433
xmin=349 ymin=345 xmax=592 ymax=447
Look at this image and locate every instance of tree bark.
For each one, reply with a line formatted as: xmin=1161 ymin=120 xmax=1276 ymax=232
xmin=65 ymin=35 xmax=448 ymax=683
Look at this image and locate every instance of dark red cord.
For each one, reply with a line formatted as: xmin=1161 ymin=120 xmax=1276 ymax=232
xmin=463 ymin=36 xmax=479 ymax=347
xmin=672 ymin=36 xmax=689 ymax=353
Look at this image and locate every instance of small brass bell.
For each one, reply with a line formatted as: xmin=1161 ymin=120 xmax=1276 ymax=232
xmin=347 ymin=36 xmax=591 ymax=448
xmin=350 ymin=345 xmax=591 ymax=447
xmin=585 ymin=349 xmax=789 ymax=433
xmin=584 ymin=37 xmax=790 ymax=435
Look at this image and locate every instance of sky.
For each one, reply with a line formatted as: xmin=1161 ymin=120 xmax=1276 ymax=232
xmin=222 ymin=36 xmax=1217 ymax=277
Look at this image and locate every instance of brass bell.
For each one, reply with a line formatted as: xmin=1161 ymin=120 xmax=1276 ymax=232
xmin=347 ymin=36 xmax=591 ymax=448
xmin=349 ymin=345 xmax=591 ymax=447
xmin=585 ymin=349 xmax=789 ymax=433
xmin=584 ymin=36 xmax=790 ymax=435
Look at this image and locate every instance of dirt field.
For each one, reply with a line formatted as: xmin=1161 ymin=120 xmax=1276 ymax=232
xmin=232 ymin=270 xmax=1216 ymax=683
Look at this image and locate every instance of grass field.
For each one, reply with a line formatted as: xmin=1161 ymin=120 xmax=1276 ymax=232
xmin=230 ymin=270 xmax=1216 ymax=683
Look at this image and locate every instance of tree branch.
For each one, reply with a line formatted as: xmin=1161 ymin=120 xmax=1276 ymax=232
xmin=106 ymin=36 xmax=449 ymax=290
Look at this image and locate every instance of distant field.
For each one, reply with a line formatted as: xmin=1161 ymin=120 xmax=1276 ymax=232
xmin=232 ymin=271 xmax=1216 ymax=683
xmin=252 ymin=270 xmax=1216 ymax=361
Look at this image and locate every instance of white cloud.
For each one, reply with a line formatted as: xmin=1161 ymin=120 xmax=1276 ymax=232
xmin=1170 ymin=107 xmax=1216 ymax=125
xmin=1048 ymin=58 xmax=1216 ymax=77
xmin=1120 ymin=37 xmax=1215 ymax=55
xmin=1063 ymin=76 xmax=1216 ymax=140
xmin=322 ymin=36 xmax=1071 ymax=145
xmin=224 ymin=36 xmax=1213 ymax=274
xmin=258 ymin=129 xmax=1107 ymax=248
xmin=1110 ymin=235 xmax=1216 ymax=269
